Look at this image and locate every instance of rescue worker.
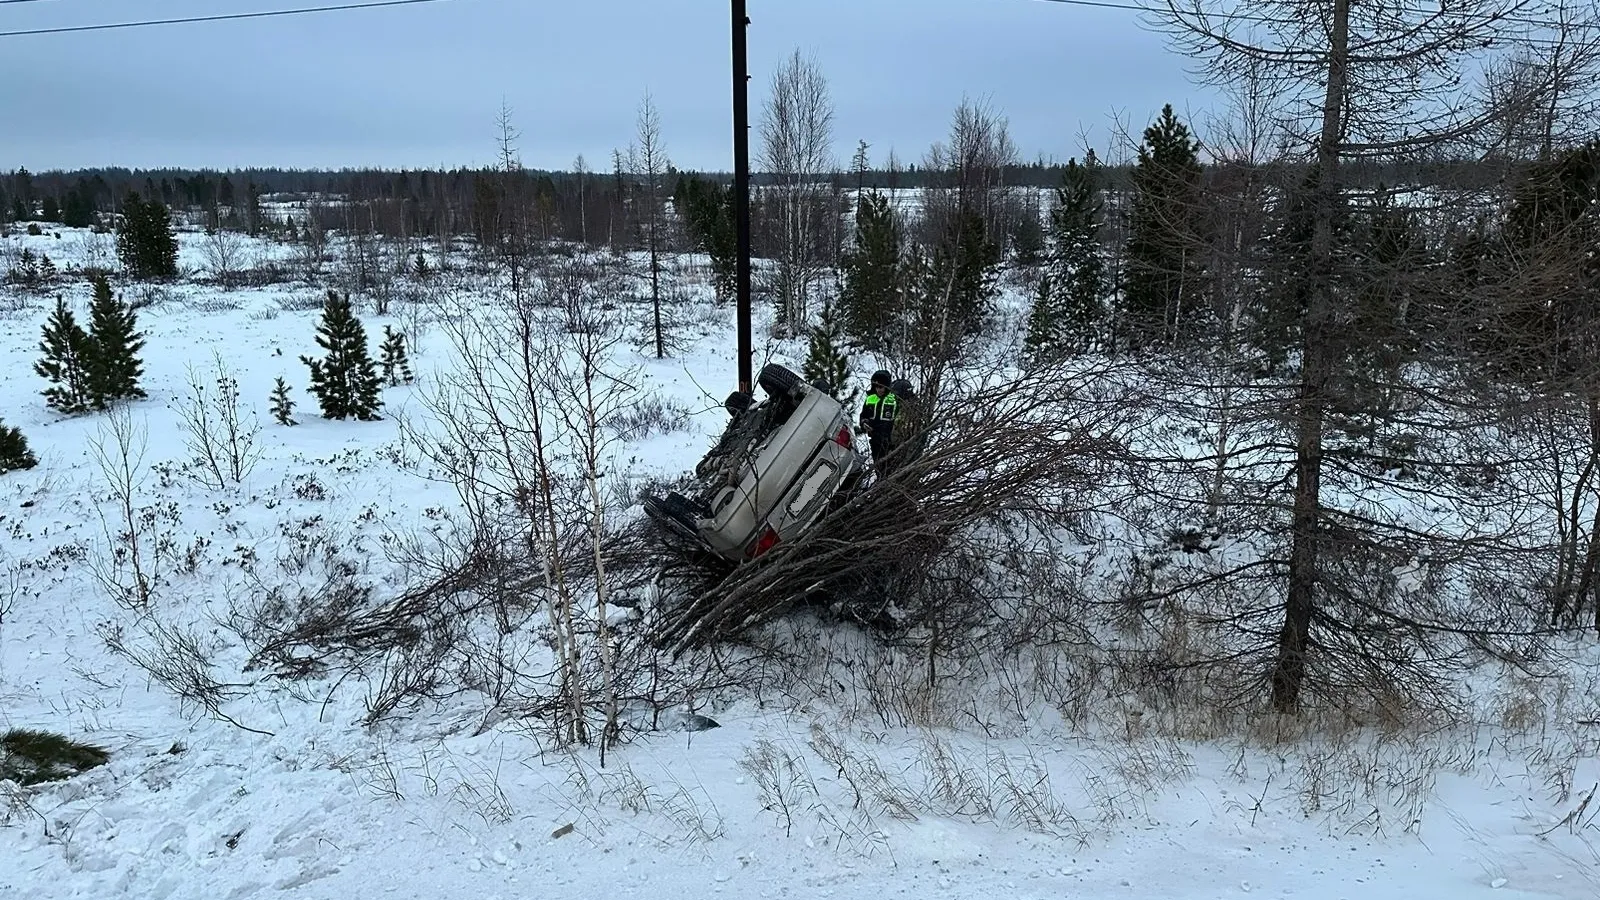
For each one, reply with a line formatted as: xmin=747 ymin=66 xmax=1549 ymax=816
xmin=887 ymin=377 xmax=925 ymax=468
xmin=858 ymin=369 xmax=899 ymax=465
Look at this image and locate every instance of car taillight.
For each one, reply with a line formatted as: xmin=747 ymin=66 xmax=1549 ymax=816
xmin=832 ymin=426 xmax=853 ymax=447
xmin=747 ymin=527 xmax=780 ymax=559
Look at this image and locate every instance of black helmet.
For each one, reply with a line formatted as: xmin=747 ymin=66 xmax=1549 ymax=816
xmin=889 ymin=378 xmax=915 ymax=400
xmin=871 ymin=369 xmax=892 ymax=387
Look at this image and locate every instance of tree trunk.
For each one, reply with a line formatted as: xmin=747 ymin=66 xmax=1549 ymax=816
xmin=1270 ymin=0 xmax=1349 ymax=714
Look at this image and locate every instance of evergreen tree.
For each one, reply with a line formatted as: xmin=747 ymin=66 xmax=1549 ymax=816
xmin=802 ymin=302 xmax=857 ymax=405
xmin=269 ymin=377 xmax=297 ymax=426
xmin=1010 ymin=199 xmax=1045 ymax=270
xmin=40 ymin=196 xmax=59 ymax=223
xmin=7 ymin=248 xmax=38 ymax=287
xmin=413 ymin=250 xmax=431 ymax=279
xmin=838 ymin=191 xmax=902 ymax=350
xmin=0 ymin=420 xmax=38 ymax=474
xmin=1023 ymin=274 xmax=1059 ymax=364
xmin=244 ymin=184 xmax=263 ymax=237
xmin=300 ymin=290 xmax=383 ymax=420
xmin=37 ymin=254 xmax=56 ymax=285
xmin=1252 ymin=166 xmax=1354 ymax=370
xmin=1024 ymin=159 xmax=1107 ymax=363
xmin=378 ymin=326 xmax=414 ymax=386
xmin=84 ymin=274 xmax=146 ymax=407
xmin=677 ymin=175 xmax=737 ymax=302
xmin=35 ymin=297 xmax=94 ymax=413
xmin=1498 ymin=140 xmax=1600 ymax=381
xmin=925 ymin=206 xmax=1001 ymax=340
xmin=1122 ymin=104 xmax=1205 ymax=350
xmin=61 ymin=181 xmax=96 ymax=228
xmin=116 ymin=192 xmax=179 ymax=279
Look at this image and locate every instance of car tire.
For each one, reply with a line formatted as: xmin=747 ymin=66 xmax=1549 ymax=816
xmin=757 ymin=363 xmax=804 ymax=400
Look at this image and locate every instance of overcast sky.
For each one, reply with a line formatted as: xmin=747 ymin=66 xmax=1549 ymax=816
xmin=0 ymin=0 xmax=1209 ymax=172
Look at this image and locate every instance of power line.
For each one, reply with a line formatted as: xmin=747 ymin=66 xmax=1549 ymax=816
xmin=0 ymin=0 xmax=459 ymax=37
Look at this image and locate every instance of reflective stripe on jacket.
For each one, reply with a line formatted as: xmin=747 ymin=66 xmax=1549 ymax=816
xmin=861 ymin=392 xmax=898 ymax=445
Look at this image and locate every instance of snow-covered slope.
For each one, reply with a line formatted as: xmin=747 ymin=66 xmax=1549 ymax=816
xmin=1 ymin=225 xmax=1596 ymax=899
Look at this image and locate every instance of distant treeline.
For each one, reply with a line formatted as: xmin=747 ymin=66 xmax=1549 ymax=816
xmin=0 ymin=155 xmax=1514 ymax=232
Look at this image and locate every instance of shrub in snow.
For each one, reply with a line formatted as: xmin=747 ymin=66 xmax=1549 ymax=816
xmin=0 ymin=420 xmax=38 ymax=474
xmin=301 ymin=290 xmax=382 ymax=421
xmin=0 ymin=728 xmax=109 ymax=786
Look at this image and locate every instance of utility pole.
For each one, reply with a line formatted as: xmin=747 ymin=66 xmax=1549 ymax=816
xmin=732 ymin=0 xmax=753 ymax=392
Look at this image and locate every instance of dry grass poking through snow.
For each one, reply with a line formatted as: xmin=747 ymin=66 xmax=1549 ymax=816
xmin=728 ymin=611 xmax=1600 ymax=861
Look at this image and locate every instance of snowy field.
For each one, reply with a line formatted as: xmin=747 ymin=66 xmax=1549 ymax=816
xmin=1 ymin=223 xmax=1598 ymax=899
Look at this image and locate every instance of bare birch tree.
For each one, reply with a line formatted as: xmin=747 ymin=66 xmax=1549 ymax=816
xmin=629 ymin=93 xmax=671 ymax=358
xmin=759 ymin=49 xmax=836 ymax=333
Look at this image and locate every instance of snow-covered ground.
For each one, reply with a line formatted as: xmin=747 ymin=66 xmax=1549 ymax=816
xmin=1 ymin=224 xmax=1597 ymax=899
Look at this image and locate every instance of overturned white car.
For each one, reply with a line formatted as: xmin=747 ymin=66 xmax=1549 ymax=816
xmin=644 ymin=363 xmax=866 ymax=562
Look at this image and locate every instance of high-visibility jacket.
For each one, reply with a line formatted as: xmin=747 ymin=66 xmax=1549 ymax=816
xmin=860 ymin=391 xmax=898 ymax=455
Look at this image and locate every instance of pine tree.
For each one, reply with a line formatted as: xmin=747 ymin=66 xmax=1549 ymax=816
xmin=838 ymin=191 xmax=902 ymax=351
xmin=413 ymin=250 xmax=430 ymax=279
xmin=677 ymin=176 xmax=737 ymax=302
xmin=37 ymin=254 xmax=56 ymax=285
xmin=1011 ymin=199 xmax=1045 ymax=270
xmin=84 ymin=274 xmax=146 ymax=407
xmin=0 ymin=420 xmax=38 ymax=474
xmin=41 ymin=196 xmax=60 ymax=223
xmin=1024 ymin=160 xmax=1107 ymax=364
xmin=1123 ymin=104 xmax=1205 ymax=350
xmin=7 ymin=248 xmax=38 ymax=287
xmin=35 ymin=297 xmax=94 ymax=413
xmin=802 ymin=302 xmax=857 ymax=405
xmin=116 ymin=192 xmax=179 ymax=280
xmin=301 ymin=290 xmax=383 ymax=420
xmin=379 ymin=326 xmax=414 ymax=386
xmin=1023 ymin=274 xmax=1059 ymax=363
xmin=62 ymin=181 xmax=97 ymax=228
xmin=269 ymin=377 xmax=297 ymax=426
xmin=926 ymin=206 xmax=1001 ymax=340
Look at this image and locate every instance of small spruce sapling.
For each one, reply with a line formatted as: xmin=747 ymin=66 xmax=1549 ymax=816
xmin=85 ymin=274 xmax=146 ymax=407
xmin=802 ymin=302 xmax=857 ymax=405
xmin=300 ymin=290 xmax=383 ymax=420
xmin=0 ymin=420 xmax=39 ymax=473
xmin=379 ymin=326 xmax=414 ymax=386
xmin=35 ymin=296 xmax=94 ymax=413
xmin=269 ymin=377 xmax=297 ymax=426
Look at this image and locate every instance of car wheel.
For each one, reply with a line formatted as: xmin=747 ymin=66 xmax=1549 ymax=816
xmin=757 ymin=363 xmax=804 ymax=400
